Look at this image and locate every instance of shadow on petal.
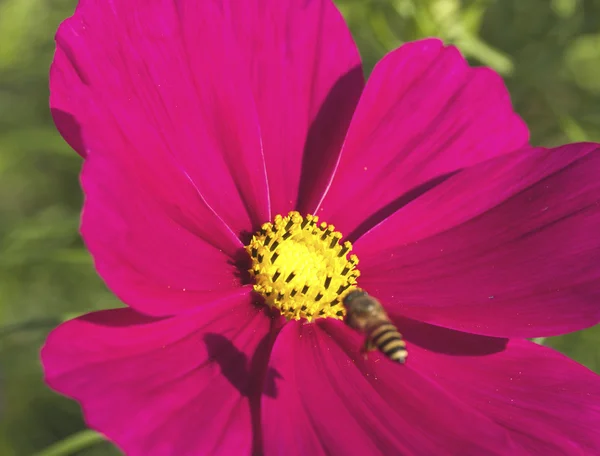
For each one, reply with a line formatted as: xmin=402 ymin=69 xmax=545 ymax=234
xmin=229 ymin=246 xmax=253 ymax=286
xmin=396 ymin=316 xmax=508 ymax=356
xmin=348 ymin=170 xmax=459 ymax=242
xmin=297 ymin=65 xmax=365 ymax=212
xmin=76 ymin=308 xmax=165 ymax=327
xmin=204 ymin=331 xmax=282 ymax=456
xmin=51 ymin=108 xmax=86 ymax=157
xmin=204 ymin=329 xmax=283 ymax=409
xmin=203 ymin=333 xmax=282 ymax=399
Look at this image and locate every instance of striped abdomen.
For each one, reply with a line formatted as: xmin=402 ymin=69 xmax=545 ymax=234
xmin=368 ymin=321 xmax=407 ymax=363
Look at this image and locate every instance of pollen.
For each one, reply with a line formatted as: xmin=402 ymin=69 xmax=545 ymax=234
xmin=245 ymin=211 xmax=360 ymax=322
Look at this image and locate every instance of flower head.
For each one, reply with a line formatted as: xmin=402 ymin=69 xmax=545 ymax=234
xmin=42 ymin=0 xmax=600 ymax=454
xmin=246 ymin=211 xmax=360 ymax=321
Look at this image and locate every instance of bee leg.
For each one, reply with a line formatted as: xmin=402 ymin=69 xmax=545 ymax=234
xmin=361 ymin=339 xmax=376 ymax=359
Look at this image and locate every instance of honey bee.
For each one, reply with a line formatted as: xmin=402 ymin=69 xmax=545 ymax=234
xmin=343 ymin=288 xmax=407 ymax=363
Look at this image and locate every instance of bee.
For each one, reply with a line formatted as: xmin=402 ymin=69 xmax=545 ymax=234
xmin=343 ymin=288 xmax=407 ymax=363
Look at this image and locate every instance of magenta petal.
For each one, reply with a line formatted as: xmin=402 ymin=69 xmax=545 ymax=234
xmin=317 ymin=39 xmax=528 ymax=238
xmin=41 ymin=290 xmax=271 ymax=456
xmin=225 ymin=0 xmax=364 ymax=216
xmin=262 ymin=319 xmax=515 ymax=455
xmin=80 ymin=153 xmax=247 ymax=316
xmin=356 ymin=143 xmax=600 ymax=337
xmin=52 ymin=0 xmax=271 ymax=240
xmin=407 ymin=326 xmax=600 ymax=454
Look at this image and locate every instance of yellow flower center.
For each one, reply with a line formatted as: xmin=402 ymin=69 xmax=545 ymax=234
xmin=245 ymin=211 xmax=360 ymax=321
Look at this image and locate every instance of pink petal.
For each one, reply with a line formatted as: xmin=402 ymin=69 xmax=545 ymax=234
xmin=41 ymin=290 xmax=273 ymax=456
xmin=356 ymin=143 xmax=600 ymax=338
xmin=225 ymin=0 xmax=364 ymax=216
xmin=315 ymin=39 xmax=529 ymax=239
xmin=404 ymin=321 xmax=600 ymax=454
xmin=262 ymin=319 xmax=515 ymax=455
xmin=52 ymin=0 xmax=270 ymax=239
xmin=80 ymin=152 xmax=248 ymax=316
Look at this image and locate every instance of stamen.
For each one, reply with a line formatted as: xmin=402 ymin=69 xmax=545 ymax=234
xmin=338 ymin=242 xmax=351 ymax=257
xmin=245 ymin=211 xmax=361 ymax=321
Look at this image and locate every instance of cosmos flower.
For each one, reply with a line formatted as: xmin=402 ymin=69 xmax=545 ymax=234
xmin=42 ymin=0 xmax=600 ymax=454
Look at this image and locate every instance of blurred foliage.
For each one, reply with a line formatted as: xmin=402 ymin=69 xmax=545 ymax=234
xmin=0 ymin=0 xmax=599 ymax=454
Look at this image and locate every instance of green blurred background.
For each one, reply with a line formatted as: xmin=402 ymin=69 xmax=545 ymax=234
xmin=1 ymin=0 xmax=599 ymax=454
